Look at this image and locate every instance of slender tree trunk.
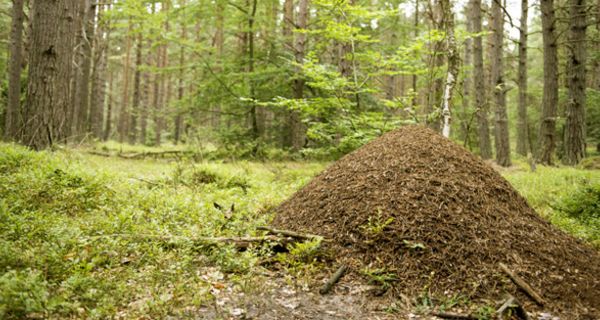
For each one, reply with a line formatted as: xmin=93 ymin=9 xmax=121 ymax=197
xmin=282 ymin=0 xmax=294 ymax=148
xmin=247 ymin=0 xmax=261 ymax=140
xmin=538 ymin=0 xmax=559 ymax=164
xmin=174 ymin=0 xmax=187 ymax=144
xmin=139 ymin=37 xmax=151 ymax=145
xmin=594 ymin=0 xmax=600 ymax=90
xmin=21 ymin=0 xmax=79 ymax=149
xmin=103 ymin=70 xmax=114 ymax=141
xmin=129 ymin=32 xmax=143 ymax=144
xmin=461 ymin=3 xmax=472 ymax=145
xmin=491 ymin=0 xmax=511 ymax=166
xmin=412 ymin=0 xmax=419 ymax=107
xmin=439 ymin=0 xmax=459 ymax=138
xmin=89 ymin=4 xmax=109 ymax=139
xmin=69 ymin=0 xmax=87 ymax=137
xmin=563 ymin=0 xmax=587 ymax=164
xmin=471 ymin=0 xmax=491 ymax=158
xmin=426 ymin=0 xmax=445 ymax=132
xmin=118 ymin=22 xmax=133 ymax=143
xmin=5 ymin=0 xmax=25 ymax=141
xmin=75 ymin=1 xmax=97 ymax=136
xmin=211 ymin=1 xmax=225 ymax=128
xmin=516 ymin=0 xmax=530 ymax=156
xmin=155 ymin=0 xmax=170 ymax=146
xmin=290 ymin=0 xmax=309 ymax=151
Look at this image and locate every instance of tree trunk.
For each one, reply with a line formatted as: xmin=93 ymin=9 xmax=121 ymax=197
xmin=21 ymin=0 xmax=79 ymax=149
xmin=471 ymin=0 xmax=491 ymax=158
xmin=139 ymin=36 xmax=152 ymax=145
xmin=69 ymin=0 xmax=87 ymax=138
xmin=155 ymin=0 xmax=170 ymax=146
xmin=174 ymin=0 xmax=187 ymax=145
xmin=461 ymin=2 xmax=472 ymax=145
xmin=247 ymin=0 xmax=261 ymax=141
xmin=103 ymin=70 xmax=115 ymax=141
xmin=538 ymin=0 xmax=559 ymax=165
xmin=491 ymin=0 xmax=511 ymax=166
xmin=290 ymin=0 xmax=309 ymax=151
xmin=5 ymin=0 xmax=25 ymax=141
xmin=426 ymin=0 xmax=445 ymax=132
xmin=412 ymin=0 xmax=419 ymax=107
xmin=129 ymin=32 xmax=143 ymax=144
xmin=118 ymin=22 xmax=133 ymax=143
xmin=89 ymin=4 xmax=109 ymax=139
xmin=563 ymin=0 xmax=587 ymax=165
xmin=439 ymin=0 xmax=459 ymax=138
xmin=282 ymin=0 xmax=294 ymax=148
xmin=74 ymin=1 xmax=97 ymax=136
xmin=516 ymin=0 xmax=530 ymax=156
xmin=594 ymin=0 xmax=600 ymax=90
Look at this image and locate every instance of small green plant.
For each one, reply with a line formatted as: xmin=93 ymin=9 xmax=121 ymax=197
xmin=284 ymin=238 xmax=323 ymax=264
xmin=360 ymin=267 xmax=398 ymax=290
xmin=361 ymin=209 xmax=394 ymax=238
xmin=553 ymin=180 xmax=600 ymax=241
xmin=474 ymin=305 xmax=496 ymax=320
xmin=0 ymin=269 xmax=49 ymax=319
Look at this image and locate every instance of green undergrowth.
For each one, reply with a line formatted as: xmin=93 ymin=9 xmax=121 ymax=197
xmin=0 ymin=143 xmax=324 ymax=319
xmin=502 ymin=159 xmax=600 ymax=246
xmin=0 ymin=143 xmax=598 ymax=318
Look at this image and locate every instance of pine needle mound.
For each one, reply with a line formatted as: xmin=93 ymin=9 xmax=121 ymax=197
xmin=273 ymin=125 xmax=600 ymax=316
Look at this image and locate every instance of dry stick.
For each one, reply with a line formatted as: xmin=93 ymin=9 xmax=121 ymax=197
xmin=319 ymin=265 xmax=348 ymax=294
xmin=430 ymin=312 xmax=478 ymax=320
xmin=88 ymin=233 xmax=289 ymax=248
xmin=499 ymin=263 xmax=545 ymax=306
xmin=496 ymin=295 xmax=530 ymax=320
xmin=257 ymin=226 xmax=326 ymax=241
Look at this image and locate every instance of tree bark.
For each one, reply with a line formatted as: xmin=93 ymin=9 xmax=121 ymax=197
xmin=439 ymin=0 xmax=459 ymax=138
xmin=247 ymin=0 xmax=262 ymax=141
xmin=129 ymin=32 xmax=143 ymax=144
xmin=470 ymin=0 xmax=492 ymax=159
xmin=68 ymin=0 xmax=87 ymax=138
xmin=538 ymin=0 xmax=559 ymax=165
xmin=74 ymin=0 xmax=97 ymax=137
xmin=174 ymin=0 xmax=187 ymax=145
xmin=21 ymin=0 xmax=80 ymax=149
xmin=461 ymin=2 xmax=472 ymax=145
xmin=563 ymin=0 xmax=587 ymax=165
xmin=104 ymin=69 xmax=115 ymax=141
xmin=412 ymin=0 xmax=419 ymax=107
xmin=5 ymin=0 xmax=25 ymax=141
xmin=516 ymin=0 xmax=530 ymax=156
xmin=89 ymin=4 xmax=109 ymax=139
xmin=140 ymin=35 xmax=152 ymax=145
xmin=290 ymin=0 xmax=309 ymax=151
xmin=118 ymin=22 xmax=133 ymax=143
xmin=491 ymin=0 xmax=511 ymax=167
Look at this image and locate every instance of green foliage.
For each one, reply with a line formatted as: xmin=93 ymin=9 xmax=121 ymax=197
xmin=503 ymin=162 xmax=600 ymax=246
xmin=0 ymin=269 xmax=49 ymax=319
xmin=360 ymin=267 xmax=398 ymax=289
xmin=361 ymin=209 xmax=394 ymax=238
xmin=0 ymin=143 xmax=324 ymax=318
xmin=553 ymin=181 xmax=600 ymax=241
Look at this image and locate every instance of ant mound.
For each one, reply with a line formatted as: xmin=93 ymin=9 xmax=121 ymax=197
xmin=273 ymin=125 xmax=599 ymax=317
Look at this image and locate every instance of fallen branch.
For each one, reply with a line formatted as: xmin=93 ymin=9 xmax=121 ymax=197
xmin=118 ymin=150 xmax=196 ymax=159
xmin=257 ymin=226 xmax=326 ymax=241
xmin=319 ymin=265 xmax=348 ymax=294
xmin=430 ymin=311 xmax=478 ymax=320
xmin=85 ymin=150 xmax=112 ymax=157
xmin=87 ymin=233 xmax=290 ymax=249
xmin=499 ymin=263 xmax=545 ymax=306
xmin=496 ymin=295 xmax=530 ymax=320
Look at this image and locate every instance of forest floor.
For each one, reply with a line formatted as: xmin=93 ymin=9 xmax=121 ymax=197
xmin=0 ymin=142 xmax=598 ymax=319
